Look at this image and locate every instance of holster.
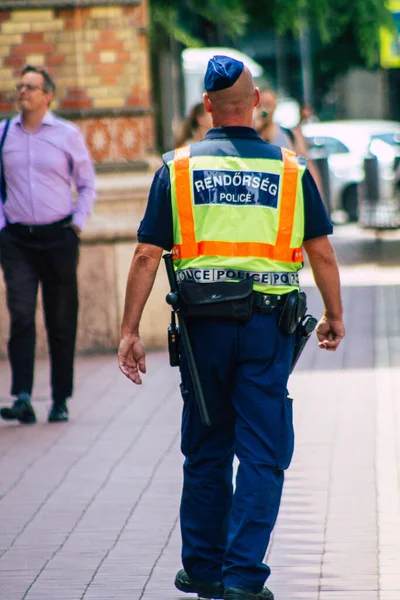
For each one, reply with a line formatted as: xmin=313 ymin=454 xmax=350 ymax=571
xmin=278 ymin=290 xmax=307 ymax=334
xmin=179 ymin=279 xmax=254 ymax=322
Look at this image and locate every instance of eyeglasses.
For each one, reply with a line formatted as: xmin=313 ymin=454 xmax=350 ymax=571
xmin=15 ymin=83 xmax=45 ymax=93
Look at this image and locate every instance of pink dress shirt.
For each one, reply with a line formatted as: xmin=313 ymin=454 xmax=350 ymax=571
xmin=0 ymin=111 xmax=96 ymax=230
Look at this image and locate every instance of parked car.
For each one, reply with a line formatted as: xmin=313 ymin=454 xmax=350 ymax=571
xmin=302 ymin=120 xmax=400 ymax=221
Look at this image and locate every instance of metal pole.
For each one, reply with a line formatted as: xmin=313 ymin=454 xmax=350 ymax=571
xmin=276 ymin=32 xmax=288 ymax=94
xmin=299 ymin=21 xmax=313 ymax=108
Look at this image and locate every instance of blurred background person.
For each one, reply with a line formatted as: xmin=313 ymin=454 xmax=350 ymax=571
xmin=175 ymin=102 xmax=213 ymax=147
xmin=300 ymin=104 xmax=319 ymax=125
xmin=254 ymin=89 xmax=323 ymax=193
xmin=0 ymin=65 xmax=96 ymax=425
xmin=254 ymin=89 xmax=299 ymax=150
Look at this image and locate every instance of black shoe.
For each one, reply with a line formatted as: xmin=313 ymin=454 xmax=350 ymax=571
xmin=224 ymin=587 xmax=274 ymax=600
xmin=48 ymin=403 xmax=69 ymax=423
xmin=0 ymin=398 xmax=36 ymax=424
xmin=174 ymin=569 xmax=224 ymax=599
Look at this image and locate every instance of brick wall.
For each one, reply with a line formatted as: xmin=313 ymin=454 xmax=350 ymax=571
xmin=0 ymin=2 xmax=154 ymax=167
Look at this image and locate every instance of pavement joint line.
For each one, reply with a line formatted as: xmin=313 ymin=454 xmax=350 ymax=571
xmin=80 ymin=434 xmax=180 ymax=600
xmin=0 ymin=358 xmax=120 ymax=471
xmin=316 ymin=410 xmax=339 ymax=600
xmin=0 ymin=423 xmax=27 ymax=464
xmin=375 ymin=285 xmax=400 ymax=598
xmin=20 ymin=380 xmax=179 ymax=600
xmin=0 ymin=375 xmax=120 ymax=504
xmin=0 ymin=357 xmax=171 ymax=502
xmin=137 ymin=515 xmax=180 ymax=600
xmin=0 ymin=372 xmax=175 ymax=560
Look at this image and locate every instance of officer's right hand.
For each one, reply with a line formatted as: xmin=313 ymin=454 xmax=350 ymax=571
xmin=316 ymin=316 xmax=345 ymax=351
xmin=118 ymin=333 xmax=146 ymax=384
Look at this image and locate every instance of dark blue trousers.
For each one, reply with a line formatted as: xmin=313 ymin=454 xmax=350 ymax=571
xmin=0 ymin=226 xmax=79 ymax=402
xmin=179 ymin=310 xmax=295 ymax=593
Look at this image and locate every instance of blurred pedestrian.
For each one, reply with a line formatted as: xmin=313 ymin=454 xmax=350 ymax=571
xmin=300 ymin=103 xmax=319 ymax=125
xmin=176 ymin=102 xmax=213 ymax=147
xmin=118 ymin=55 xmax=344 ymax=600
xmin=254 ymin=89 xmax=323 ymax=191
xmin=254 ymin=89 xmax=299 ymax=149
xmin=0 ymin=65 xmax=96 ymax=425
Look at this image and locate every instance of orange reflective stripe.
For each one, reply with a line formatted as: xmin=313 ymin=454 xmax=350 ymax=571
xmin=174 ymin=145 xmax=196 ymax=247
xmin=275 ymin=148 xmax=300 ymax=257
xmin=172 ymin=147 xmax=303 ymax=263
xmin=172 ymin=241 xmax=303 ymax=262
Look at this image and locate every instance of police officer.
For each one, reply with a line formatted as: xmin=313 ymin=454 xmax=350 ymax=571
xmin=118 ymin=56 xmax=344 ymax=600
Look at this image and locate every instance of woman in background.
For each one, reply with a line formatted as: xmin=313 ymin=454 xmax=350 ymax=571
xmin=176 ymin=102 xmax=213 ymax=147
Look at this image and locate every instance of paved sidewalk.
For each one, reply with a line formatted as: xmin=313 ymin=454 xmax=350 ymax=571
xmin=1 ymin=228 xmax=400 ymax=600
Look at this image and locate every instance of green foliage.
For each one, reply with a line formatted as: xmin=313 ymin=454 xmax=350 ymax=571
xmin=149 ymin=0 xmax=396 ymax=66
xmin=187 ymin=0 xmax=248 ymax=39
xmin=272 ymin=0 xmax=395 ymax=65
xmin=149 ymin=0 xmax=247 ymax=47
xmin=150 ymin=5 xmax=203 ymax=47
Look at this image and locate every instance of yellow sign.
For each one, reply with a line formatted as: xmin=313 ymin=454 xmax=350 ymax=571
xmin=380 ymin=0 xmax=400 ymax=68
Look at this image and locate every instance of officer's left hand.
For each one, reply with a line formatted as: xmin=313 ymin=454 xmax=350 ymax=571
xmin=118 ymin=333 xmax=146 ymax=384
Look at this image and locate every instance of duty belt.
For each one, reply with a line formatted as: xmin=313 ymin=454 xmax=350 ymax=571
xmin=176 ymin=268 xmax=300 ymax=287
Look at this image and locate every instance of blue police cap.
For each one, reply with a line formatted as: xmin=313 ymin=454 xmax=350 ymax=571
xmin=204 ymin=55 xmax=244 ymax=92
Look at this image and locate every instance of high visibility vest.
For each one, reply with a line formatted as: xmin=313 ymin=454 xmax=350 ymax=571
xmin=164 ymin=144 xmax=306 ymax=294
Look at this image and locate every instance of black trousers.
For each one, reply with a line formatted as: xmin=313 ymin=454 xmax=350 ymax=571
xmin=0 ymin=225 xmax=80 ymax=403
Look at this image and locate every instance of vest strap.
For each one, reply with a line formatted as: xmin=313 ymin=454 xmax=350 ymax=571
xmin=174 ymin=145 xmax=196 ymax=249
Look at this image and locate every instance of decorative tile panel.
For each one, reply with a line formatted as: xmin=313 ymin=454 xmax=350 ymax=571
xmin=0 ymin=1 xmax=154 ymax=165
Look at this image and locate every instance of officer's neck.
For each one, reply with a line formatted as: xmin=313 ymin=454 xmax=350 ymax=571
xmin=212 ymin=114 xmax=253 ymax=128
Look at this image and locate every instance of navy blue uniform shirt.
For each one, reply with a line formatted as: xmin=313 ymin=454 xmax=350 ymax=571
xmin=138 ymin=127 xmax=332 ymax=250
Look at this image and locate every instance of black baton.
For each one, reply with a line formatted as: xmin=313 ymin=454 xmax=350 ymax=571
xmin=163 ymin=254 xmax=211 ymax=427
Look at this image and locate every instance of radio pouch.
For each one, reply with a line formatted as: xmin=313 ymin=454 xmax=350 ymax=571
xmin=278 ymin=290 xmax=307 ymax=334
xmin=179 ymin=279 xmax=253 ymax=322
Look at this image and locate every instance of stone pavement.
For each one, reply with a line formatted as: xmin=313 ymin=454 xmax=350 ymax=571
xmin=1 ymin=226 xmax=400 ymax=600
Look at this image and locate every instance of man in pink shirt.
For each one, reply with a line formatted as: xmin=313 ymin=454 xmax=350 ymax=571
xmin=0 ymin=65 xmax=96 ymax=424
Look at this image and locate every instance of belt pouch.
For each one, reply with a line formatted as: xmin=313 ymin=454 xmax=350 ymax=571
xmin=278 ymin=290 xmax=307 ymax=334
xmin=179 ymin=279 xmax=253 ymax=322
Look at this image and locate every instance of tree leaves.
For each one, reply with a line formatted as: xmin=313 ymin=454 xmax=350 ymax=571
xmin=149 ymin=0 xmax=396 ymax=66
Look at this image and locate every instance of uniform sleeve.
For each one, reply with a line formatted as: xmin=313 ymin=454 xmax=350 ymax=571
xmin=302 ymin=168 xmax=333 ymax=241
xmin=137 ymin=165 xmax=173 ymax=250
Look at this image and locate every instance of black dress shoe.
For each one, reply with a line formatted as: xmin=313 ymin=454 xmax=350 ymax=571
xmin=174 ymin=568 xmax=224 ymax=599
xmin=48 ymin=403 xmax=69 ymax=423
xmin=224 ymin=587 xmax=274 ymax=600
xmin=0 ymin=399 xmax=36 ymax=424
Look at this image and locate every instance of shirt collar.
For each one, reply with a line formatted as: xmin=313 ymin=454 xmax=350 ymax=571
xmin=42 ymin=111 xmax=55 ymax=126
xmin=204 ymin=126 xmax=262 ymax=141
xmin=15 ymin=110 xmax=55 ymax=127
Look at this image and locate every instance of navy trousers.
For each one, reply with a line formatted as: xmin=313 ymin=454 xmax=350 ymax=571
xmin=179 ymin=310 xmax=295 ymax=593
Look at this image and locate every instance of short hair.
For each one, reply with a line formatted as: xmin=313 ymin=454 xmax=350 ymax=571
xmin=21 ymin=65 xmax=56 ymax=95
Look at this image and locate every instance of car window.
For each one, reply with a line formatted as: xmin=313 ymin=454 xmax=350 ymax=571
xmin=304 ymin=136 xmax=349 ymax=158
xmin=371 ymin=133 xmax=400 ymax=148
